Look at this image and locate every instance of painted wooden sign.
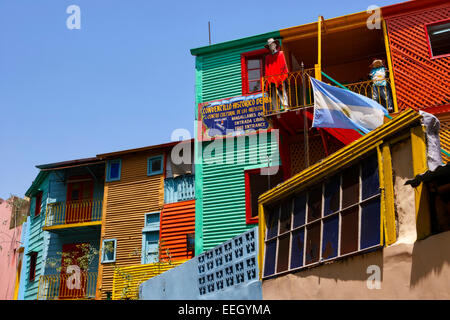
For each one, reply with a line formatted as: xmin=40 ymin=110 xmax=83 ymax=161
xmin=198 ymin=94 xmax=271 ymax=140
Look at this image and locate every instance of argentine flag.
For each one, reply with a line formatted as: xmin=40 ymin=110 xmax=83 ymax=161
xmin=310 ymin=77 xmax=388 ymax=134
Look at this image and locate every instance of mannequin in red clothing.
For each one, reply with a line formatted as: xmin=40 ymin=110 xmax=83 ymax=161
xmin=264 ymin=38 xmax=289 ymax=111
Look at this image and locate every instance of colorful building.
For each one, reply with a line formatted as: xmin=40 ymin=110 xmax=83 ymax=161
xmin=23 ymin=157 xmax=105 ymax=300
xmin=95 ymin=139 xmax=195 ymax=300
xmin=191 ymin=0 xmax=450 ymax=299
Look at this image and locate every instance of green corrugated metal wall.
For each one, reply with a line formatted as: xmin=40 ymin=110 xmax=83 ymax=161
xmin=201 ymin=135 xmax=280 ymax=251
xmin=193 ymin=31 xmax=281 ymax=254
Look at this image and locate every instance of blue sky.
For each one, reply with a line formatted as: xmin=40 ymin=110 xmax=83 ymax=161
xmin=0 ymin=0 xmax=401 ymax=199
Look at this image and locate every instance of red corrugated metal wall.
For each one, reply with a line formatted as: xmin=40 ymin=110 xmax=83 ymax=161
xmin=384 ymin=5 xmax=450 ymax=111
xmin=159 ymin=200 xmax=195 ymax=261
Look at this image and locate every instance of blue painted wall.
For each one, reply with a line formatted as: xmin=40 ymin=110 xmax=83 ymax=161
xmin=139 ymin=227 xmax=262 ymax=300
xmin=17 ymin=217 xmax=29 ymax=300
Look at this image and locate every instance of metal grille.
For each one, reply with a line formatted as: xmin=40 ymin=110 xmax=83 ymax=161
xmin=290 ymin=135 xmax=327 ymax=176
xmin=385 ymin=6 xmax=450 ymax=111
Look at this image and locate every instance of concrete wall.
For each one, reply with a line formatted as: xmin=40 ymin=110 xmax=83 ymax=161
xmin=140 ymin=227 xmax=262 ymax=300
xmin=262 ymin=231 xmax=450 ymax=299
xmin=0 ymin=199 xmax=23 ymax=299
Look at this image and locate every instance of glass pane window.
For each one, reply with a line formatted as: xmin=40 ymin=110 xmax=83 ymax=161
xmin=427 ymin=21 xmax=450 ymax=58
xmin=102 ymin=239 xmax=117 ymax=263
xmin=308 ymin=187 xmax=322 ymax=222
xmin=279 ymin=200 xmax=292 ymax=234
xmin=247 ymin=59 xmax=260 ymax=69
xmin=107 ymin=160 xmax=121 ymax=182
xmin=148 ymin=155 xmax=164 ymax=176
xmin=290 ymin=229 xmax=304 ymax=269
xmin=342 ymin=166 xmax=359 ymax=209
xmin=324 ymin=175 xmax=340 ymax=216
xmin=263 ymin=153 xmax=382 ymax=278
xmin=293 ymin=193 xmax=306 ymax=228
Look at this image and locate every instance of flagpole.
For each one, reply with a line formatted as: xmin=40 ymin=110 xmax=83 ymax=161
xmin=302 ymin=62 xmax=310 ymax=168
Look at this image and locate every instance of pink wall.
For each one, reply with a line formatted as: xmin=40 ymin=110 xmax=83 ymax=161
xmin=0 ymin=198 xmax=23 ymax=300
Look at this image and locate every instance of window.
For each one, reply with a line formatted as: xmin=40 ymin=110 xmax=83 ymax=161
xmin=106 ymin=159 xmax=121 ymax=182
xmin=186 ymin=233 xmax=195 ymax=253
xmin=245 ymin=168 xmax=284 ymax=224
xmin=142 ymin=212 xmax=160 ymax=264
xmin=263 ymin=153 xmax=381 ymax=278
xmin=101 ymin=239 xmax=117 ymax=263
xmin=425 ymin=19 xmax=450 ymax=59
xmin=28 ymin=252 xmax=38 ymax=282
xmin=34 ymin=191 xmax=43 ymax=216
xmin=241 ymin=49 xmax=268 ymax=95
xmin=147 ymin=155 xmax=164 ymax=176
xmin=143 ymin=232 xmax=159 ymax=264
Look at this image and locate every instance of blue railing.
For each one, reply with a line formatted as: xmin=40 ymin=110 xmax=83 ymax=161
xmin=164 ymin=175 xmax=195 ymax=204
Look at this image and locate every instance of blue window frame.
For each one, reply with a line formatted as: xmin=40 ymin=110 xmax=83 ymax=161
xmin=101 ymin=239 xmax=117 ymax=263
xmin=142 ymin=212 xmax=160 ymax=264
xmin=147 ymin=155 xmax=164 ymax=176
xmin=106 ymin=159 xmax=121 ymax=182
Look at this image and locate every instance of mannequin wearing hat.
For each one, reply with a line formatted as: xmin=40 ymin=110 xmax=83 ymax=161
xmin=264 ymin=38 xmax=289 ymax=111
xmin=369 ymin=59 xmax=393 ymax=112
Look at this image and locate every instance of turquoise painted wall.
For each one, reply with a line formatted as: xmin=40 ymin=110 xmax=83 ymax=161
xmin=23 ymin=173 xmax=51 ymax=300
xmin=193 ymin=32 xmax=281 ymax=254
xmin=17 ymin=218 xmax=29 ymax=300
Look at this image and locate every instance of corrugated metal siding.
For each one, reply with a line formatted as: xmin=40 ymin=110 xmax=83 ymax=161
xmin=112 ymin=260 xmax=186 ymax=300
xmin=159 ymin=200 xmax=195 ymax=261
xmin=385 ymin=5 xmax=450 ymax=111
xmin=24 ymin=173 xmax=51 ymax=300
xmin=198 ymin=43 xmax=271 ymax=104
xmin=99 ymin=151 xmax=165 ymax=300
xmin=201 ymin=134 xmax=279 ymax=251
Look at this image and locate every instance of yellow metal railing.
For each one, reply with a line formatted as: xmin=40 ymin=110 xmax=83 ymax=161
xmin=37 ymin=272 xmax=97 ymax=300
xmin=44 ymin=199 xmax=102 ymax=227
xmin=262 ymin=69 xmax=393 ymax=116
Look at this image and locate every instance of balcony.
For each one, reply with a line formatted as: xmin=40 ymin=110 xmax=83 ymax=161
xmin=261 ymin=69 xmax=394 ymax=117
xmin=164 ymin=175 xmax=195 ymax=204
xmin=44 ymin=199 xmax=103 ymax=230
xmin=37 ymin=272 xmax=97 ymax=300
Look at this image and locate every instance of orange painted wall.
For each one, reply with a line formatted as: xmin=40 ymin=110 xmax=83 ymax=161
xmin=384 ymin=3 xmax=450 ymax=111
xmin=159 ymin=200 xmax=195 ymax=262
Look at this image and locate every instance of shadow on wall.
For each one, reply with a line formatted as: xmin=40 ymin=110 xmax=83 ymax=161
xmin=410 ymin=231 xmax=450 ymax=288
xmin=290 ymin=248 xmax=384 ymax=284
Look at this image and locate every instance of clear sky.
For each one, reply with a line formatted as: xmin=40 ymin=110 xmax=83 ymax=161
xmin=0 ymin=0 xmax=402 ymax=199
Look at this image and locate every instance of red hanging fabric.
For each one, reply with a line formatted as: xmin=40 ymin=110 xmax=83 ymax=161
xmin=264 ymin=51 xmax=288 ymax=87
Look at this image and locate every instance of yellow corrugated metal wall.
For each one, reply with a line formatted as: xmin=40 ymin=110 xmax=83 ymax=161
xmin=112 ymin=260 xmax=186 ymax=300
xmin=97 ymin=151 xmax=165 ymax=300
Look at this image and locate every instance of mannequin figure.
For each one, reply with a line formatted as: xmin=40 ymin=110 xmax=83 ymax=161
xmin=264 ymin=38 xmax=289 ymax=111
xmin=369 ymin=59 xmax=393 ymax=113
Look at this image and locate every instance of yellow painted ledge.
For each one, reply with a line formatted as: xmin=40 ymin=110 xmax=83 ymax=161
xmin=42 ymin=220 xmax=102 ymax=231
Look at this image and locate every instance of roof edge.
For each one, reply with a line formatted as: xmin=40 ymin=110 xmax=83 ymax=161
xmin=190 ymin=31 xmax=280 ymax=56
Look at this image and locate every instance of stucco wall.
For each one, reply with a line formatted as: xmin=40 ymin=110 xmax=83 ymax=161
xmin=262 ymin=230 xmax=450 ymax=300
